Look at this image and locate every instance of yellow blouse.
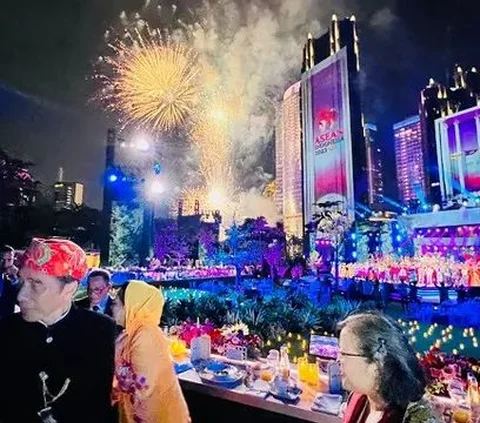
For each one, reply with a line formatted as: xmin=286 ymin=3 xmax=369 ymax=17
xmin=114 ymin=326 xmax=190 ymax=423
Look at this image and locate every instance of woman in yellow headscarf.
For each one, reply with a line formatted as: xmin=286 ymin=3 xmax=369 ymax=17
xmin=111 ymin=280 xmax=190 ymax=423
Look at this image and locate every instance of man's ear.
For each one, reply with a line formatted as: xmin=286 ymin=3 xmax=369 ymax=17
xmin=64 ymin=281 xmax=79 ymax=298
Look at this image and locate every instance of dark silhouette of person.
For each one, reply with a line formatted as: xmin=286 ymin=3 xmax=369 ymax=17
xmin=457 ymin=285 xmax=467 ymax=304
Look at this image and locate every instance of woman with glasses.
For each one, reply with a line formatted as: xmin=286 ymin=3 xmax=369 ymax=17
xmin=338 ymin=311 xmax=440 ymax=423
xmin=111 ymin=280 xmax=190 ymax=423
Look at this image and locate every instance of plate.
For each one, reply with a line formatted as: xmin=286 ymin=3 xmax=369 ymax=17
xmin=269 ymin=385 xmax=302 ymax=403
xmin=199 ymin=363 xmax=245 ymax=387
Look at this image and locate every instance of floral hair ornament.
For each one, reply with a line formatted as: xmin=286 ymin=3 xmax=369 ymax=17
xmin=22 ymin=238 xmax=88 ymax=281
xmin=373 ymin=337 xmax=388 ymax=361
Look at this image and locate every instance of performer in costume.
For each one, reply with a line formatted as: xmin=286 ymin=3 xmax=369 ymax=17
xmin=0 ymin=239 xmax=117 ymax=423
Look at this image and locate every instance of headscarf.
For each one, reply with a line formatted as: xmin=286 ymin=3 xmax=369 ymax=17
xmin=22 ymin=238 xmax=88 ymax=281
xmin=124 ymin=280 xmax=164 ymax=337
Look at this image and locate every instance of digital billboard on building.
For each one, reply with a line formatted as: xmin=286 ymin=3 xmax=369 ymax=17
xmin=435 ymin=105 xmax=480 ymax=201
xmin=301 ymin=48 xmax=354 ymax=224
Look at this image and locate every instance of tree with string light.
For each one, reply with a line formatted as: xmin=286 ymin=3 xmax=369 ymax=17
xmin=309 ymin=200 xmax=353 ymax=285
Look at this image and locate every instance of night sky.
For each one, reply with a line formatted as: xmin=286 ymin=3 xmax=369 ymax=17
xmin=0 ymin=0 xmax=479 ymax=207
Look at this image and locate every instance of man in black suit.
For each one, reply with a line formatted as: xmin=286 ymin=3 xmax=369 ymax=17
xmin=0 ymin=245 xmax=19 ymax=320
xmin=76 ymin=268 xmax=113 ymax=316
xmin=0 ymin=238 xmax=116 ymax=423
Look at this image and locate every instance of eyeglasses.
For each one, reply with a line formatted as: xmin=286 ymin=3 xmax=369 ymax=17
xmin=88 ymin=286 xmax=109 ymax=294
xmin=338 ymin=351 xmax=367 ymax=358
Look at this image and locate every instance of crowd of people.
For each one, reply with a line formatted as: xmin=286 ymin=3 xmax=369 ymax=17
xmin=0 ymin=239 xmax=190 ymax=423
xmin=339 ymin=254 xmax=480 ymax=288
xmin=0 ymin=238 xmax=447 ymax=423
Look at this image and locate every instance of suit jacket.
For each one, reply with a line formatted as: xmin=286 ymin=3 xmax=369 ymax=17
xmin=0 ymin=275 xmax=18 ymax=320
xmin=76 ymin=295 xmax=113 ymax=317
xmin=0 ymin=307 xmax=117 ymax=423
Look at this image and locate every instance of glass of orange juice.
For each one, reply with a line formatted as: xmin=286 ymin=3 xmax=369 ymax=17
xmin=307 ymin=363 xmax=320 ymax=386
xmin=453 ymin=404 xmax=472 ymax=423
xmin=260 ymin=367 xmax=274 ymax=382
xmin=297 ymin=357 xmax=309 ymax=382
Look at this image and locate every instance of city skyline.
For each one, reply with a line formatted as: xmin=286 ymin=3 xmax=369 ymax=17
xmin=1 ymin=0 xmax=480 ymax=208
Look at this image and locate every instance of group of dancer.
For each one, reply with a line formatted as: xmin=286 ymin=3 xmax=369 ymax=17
xmin=339 ymin=254 xmax=480 ymax=287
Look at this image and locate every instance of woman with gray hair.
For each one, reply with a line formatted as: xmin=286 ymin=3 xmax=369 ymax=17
xmin=338 ymin=311 xmax=441 ymax=423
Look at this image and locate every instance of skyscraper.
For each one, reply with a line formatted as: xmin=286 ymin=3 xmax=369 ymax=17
xmin=274 ymin=106 xmax=284 ymax=218
xmin=275 ymin=82 xmax=303 ymax=238
xmin=302 ymin=15 xmax=367 ymax=207
xmin=54 ymin=182 xmax=84 ymax=211
xmin=420 ymin=66 xmax=480 ymax=204
xmin=394 ymin=115 xmax=425 ymax=205
xmin=365 ymin=124 xmax=384 ymax=206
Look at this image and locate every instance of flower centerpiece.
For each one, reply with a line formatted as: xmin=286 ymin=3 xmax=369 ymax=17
xmin=218 ymin=322 xmax=263 ymax=358
xmin=172 ymin=320 xmax=263 ymax=359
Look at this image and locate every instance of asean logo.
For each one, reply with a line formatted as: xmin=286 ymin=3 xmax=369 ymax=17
xmin=316 ymin=108 xmax=338 ymax=133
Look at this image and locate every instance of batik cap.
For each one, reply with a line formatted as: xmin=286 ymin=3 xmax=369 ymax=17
xmin=22 ymin=238 xmax=88 ymax=281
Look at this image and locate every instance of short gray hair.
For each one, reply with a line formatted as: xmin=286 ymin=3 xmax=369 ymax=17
xmin=338 ymin=311 xmax=427 ymax=408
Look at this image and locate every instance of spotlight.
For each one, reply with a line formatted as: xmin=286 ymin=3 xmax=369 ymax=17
xmin=146 ymin=179 xmax=165 ymax=199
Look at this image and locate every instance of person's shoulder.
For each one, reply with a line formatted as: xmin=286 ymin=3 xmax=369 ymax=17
xmin=403 ymin=399 xmax=442 ymax=423
xmin=75 ymin=296 xmax=90 ymax=308
xmin=71 ymin=307 xmax=116 ymax=333
xmin=0 ymin=313 xmax=23 ymax=331
xmin=131 ymin=325 xmax=163 ymax=346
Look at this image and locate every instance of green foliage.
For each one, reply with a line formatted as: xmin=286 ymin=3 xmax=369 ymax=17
xmin=320 ymin=298 xmax=376 ymax=332
xmin=109 ymin=202 xmax=142 ymax=267
xmin=162 ymin=287 xmax=370 ymax=342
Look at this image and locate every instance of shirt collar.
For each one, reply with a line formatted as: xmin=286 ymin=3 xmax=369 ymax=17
xmin=38 ymin=304 xmax=72 ymax=328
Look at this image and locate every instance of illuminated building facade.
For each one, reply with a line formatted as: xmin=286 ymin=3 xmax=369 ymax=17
xmin=365 ymin=124 xmax=384 ymax=206
xmin=435 ymin=105 xmax=480 ymax=203
xmin=274 ymin=106 xmax=284 ymax=218
xmin=420 ymin=66 xmax=480 ymax=204
xmin=302 ymin=15 xmax=367 ymax=208
xmin=54 ymin=182 xmax=84 ymax=211
xmin=275 ymin=82 xmax=303 ymax=238
xmin=394 ymin=115 xmax=425 ymax=204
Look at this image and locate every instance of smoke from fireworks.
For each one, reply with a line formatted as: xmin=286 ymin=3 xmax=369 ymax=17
xmin=96 ymin=0 xmax=354 ymax=222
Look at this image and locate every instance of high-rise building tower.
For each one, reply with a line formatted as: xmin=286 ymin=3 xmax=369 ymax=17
xmin=274 ymin=106 xmax=284 ymax=218
xmin=394 ymin=115 xmax=425 ymax=205
xmin=420 ymin=66 xmax=480 ymax=204
xmin=302 ymin=15 xmax=367 ymax=208
xmin=54 ymin=182 xmax=84 ymax=211
xmin=275 ymin=82 xmax=303 ymax=238
xmin=365 ymin=124 xmax=384 ymax=206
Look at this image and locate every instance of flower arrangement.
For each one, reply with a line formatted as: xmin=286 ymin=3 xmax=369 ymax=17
xmin=171 ymin=320 xmax=263 ymax=359
xmin=420 ymin=348 xmax=480 ymax=397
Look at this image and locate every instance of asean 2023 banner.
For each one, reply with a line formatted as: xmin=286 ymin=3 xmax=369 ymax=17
xmin=302 ymin=48 xmax=355 ymax=224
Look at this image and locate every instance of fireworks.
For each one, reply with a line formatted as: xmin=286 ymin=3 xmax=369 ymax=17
xmin=94 ymin=0 xmax=310 ymax=221
xmin=97 ymin=29 xmax=201 ymax=131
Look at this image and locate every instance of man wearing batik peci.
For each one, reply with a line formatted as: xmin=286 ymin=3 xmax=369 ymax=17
xmin=0 ymin=238 xmax=117 ymax=423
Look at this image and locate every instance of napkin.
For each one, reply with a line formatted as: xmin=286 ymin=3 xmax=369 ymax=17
xmin=174 ymin=360 xmax=194 ymax=375
xmin=311 ymin=393 xmax=343 ymax=415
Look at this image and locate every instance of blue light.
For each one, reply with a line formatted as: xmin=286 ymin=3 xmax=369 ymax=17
xmin=396 ymin=235 xmax=402 ymax=242
xmin=351 ymin=233 xmax=357 ymax=240
xmin=352 ymin=252 xmax=357 ymax=259
xmin=398 ymin=248 xmax=403 ymax=253
xmin=108 ymin=174 xmax=118 ymax=183
xmin=422 ymin=204 xmax=429 ymax=211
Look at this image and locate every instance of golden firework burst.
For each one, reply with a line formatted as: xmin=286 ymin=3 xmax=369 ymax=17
xmin=99 ymin=31 xmax=201 ymax=131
